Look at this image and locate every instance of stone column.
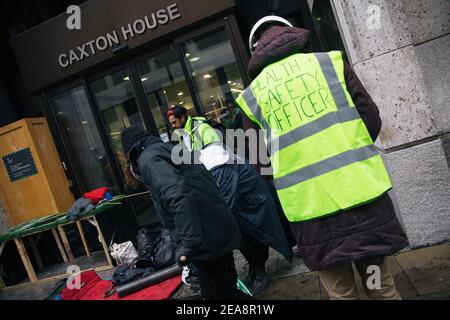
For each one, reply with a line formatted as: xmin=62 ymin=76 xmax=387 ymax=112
xmin=332 ymin=0 xmax=450 ymax=247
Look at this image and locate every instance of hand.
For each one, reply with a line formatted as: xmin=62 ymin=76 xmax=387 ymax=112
xmin=175 ymin=246 xmax=195 ymax=266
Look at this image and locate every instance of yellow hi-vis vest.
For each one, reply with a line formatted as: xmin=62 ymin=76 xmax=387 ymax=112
xmin=183 ymin=116 xmax=220 ymax=151
xmin=236 ymin=51 xmax=392 ymax=222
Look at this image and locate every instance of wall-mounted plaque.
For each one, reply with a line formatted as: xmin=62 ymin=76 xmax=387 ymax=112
xmin=2 ymin=148 xmax=38 ymax=182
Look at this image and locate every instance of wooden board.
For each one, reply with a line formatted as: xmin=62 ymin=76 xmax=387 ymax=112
xmin=14 ymin=238 xmax=38 ymax=282
xmin=27 ymin=118 xmax=73 ymax=212
xmin=1 ymin=265 xmax=114 ymax=291
xmin=0 ymin=118 xmax=74 ymax=225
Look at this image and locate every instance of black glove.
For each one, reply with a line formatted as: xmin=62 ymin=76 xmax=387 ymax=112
xmin=175 ymin=246 xmax=196 ymax=267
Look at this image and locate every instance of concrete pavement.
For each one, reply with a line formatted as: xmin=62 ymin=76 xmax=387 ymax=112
xmin=1 ymin=242 xmax=449 ymax=300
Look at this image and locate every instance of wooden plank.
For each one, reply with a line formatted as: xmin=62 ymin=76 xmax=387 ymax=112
xmin=14 ymin=238 xmax=38 ymax=282
xmin=0 ymin=242 xmax=5 ymax=256
xmin=1 ymin=265 xmax=114 ymax=291
xmin=92 ymin=217 xmax=113 ymax=267
xmin=51 ymin=229 xmax=68 ymax=262
xmin=57 ymin=226 xmax=75 ymax=262
xmin=76 ymin=221 xmax=90 ymax=257
xmin=94 ymin=265 xmax=115 ymax=272
xmin=111 ymin=191 xmax=149 ymax=201
xmin=28 ymin=236 xmax=43 ymax=270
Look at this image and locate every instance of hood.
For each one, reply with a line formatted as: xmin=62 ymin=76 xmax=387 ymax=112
xmin=248 ymin=25 xmax=310 ymax=79
xmin=128 ymin=135 xmax=163 ymax=166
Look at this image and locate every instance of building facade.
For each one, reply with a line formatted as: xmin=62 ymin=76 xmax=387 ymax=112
xmin=333 ymin=0 xmax=450 ymax=247
xmin=1 ymin=0 xmax=449 ymax=249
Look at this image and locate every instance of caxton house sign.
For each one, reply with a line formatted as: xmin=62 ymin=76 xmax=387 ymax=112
xmin=58 ymin=3 xmax=181 ymax=68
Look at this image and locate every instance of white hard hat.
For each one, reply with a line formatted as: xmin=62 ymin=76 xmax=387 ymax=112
xmin=248 ymin=15 xmax=293 ymax=54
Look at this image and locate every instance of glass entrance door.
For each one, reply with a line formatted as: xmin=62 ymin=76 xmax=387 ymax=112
xmin=89 ymin=68 xmax=158 ymax=227
xmin=89 ymin=68 xmax=147 ymax=157
xmin=133 ymin=26 xmax=248 ymax=142
xmin=181 ymin=29 xmax=246 ymax=127
xmin=47 ymin=17 xmax=250 ymax=228
xmin=135 ymin=48 xmax=196 ymax=142
xmin=49 ymin=86 xmax=120 ymax=195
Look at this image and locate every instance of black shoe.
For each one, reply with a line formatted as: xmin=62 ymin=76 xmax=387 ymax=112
xmin=247 ymin=266 xmax=270 ymax=296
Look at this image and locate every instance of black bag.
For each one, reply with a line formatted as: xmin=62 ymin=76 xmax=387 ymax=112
xmin=137 ymin=229 xmax=176 ymax=270
xmin=136 ymin=227 xmax=160 ymax=251
xmin=112 ymin=262 xmax=155 ymax=286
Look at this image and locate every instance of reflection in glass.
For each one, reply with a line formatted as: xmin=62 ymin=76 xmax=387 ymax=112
xmin=50 ymin=86 xmax=119 ymax=194
xmin=182 ymin=30 xmax=245 ymax=126
xmin=90 ymin=69 xmax=146 ymax=156
xmin=136 ymin=49 xmax=196 ymax=141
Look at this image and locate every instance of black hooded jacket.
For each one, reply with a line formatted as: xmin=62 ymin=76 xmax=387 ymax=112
xmin=128 ymin=136 xmax=241 ymax=261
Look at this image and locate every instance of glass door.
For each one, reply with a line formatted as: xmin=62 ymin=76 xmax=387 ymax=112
xmin=180 ymin=29 xmax=246 ymax=128
xmin=135 ymin=47 xmax=197 ymax=142
xmin=49 ymin=86 xmax=120 ymax=195
xmin=89 ymin=67 xmax=158 ymax=227
xmin=89 ymin=68 xmax=147 ymax=156
xmin=47 ymin=18 xmax=251 ymax=228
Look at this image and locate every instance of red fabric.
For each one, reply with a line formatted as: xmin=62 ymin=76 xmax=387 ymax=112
xmin=83 ymin=187 xmax=109 ymax=204
xmin=61 ymin=270 xmax=182 ymax=300
xmin=61 ymin=270 xmax=101 ymax=300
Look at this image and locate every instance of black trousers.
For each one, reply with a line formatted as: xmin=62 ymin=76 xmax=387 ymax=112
xmin=193 ymin=253 xmax=251 ymax=300
xmin=240 ymin=232 xmax=269 ymax=268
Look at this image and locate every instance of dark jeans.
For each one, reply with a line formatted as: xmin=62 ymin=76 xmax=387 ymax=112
xmin=193 ymin=253 xmax=251 ymax=300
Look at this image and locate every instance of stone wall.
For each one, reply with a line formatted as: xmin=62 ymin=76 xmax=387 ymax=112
xmin=333 ymin=0 xmax=450 ymax=247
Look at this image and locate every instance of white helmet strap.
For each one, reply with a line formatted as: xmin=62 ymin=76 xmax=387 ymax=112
xmin=248 ymin=15 xmax=293 ymax=54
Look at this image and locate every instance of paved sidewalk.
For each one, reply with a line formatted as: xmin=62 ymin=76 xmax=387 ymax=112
xmin=1 ymin=242 xmax=449 ymax=300
xmin=174 ymin=241 xmax=450 ymax=300
xmin=256 ymin=241 xmax=450 ymax=300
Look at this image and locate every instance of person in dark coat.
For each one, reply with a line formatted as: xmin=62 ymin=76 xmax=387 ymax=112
xmin=120 ymin=127 xmax=249 ymax=300
xmin=241 ymin=17 xmax=409 ymax=300
xmin=166 ymin=105 xmax=294 ymax=295
xmin=208 ymin=157 xmax=294 ymax=295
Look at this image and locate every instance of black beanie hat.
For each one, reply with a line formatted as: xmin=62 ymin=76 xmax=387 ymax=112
xmin=121 ymin=126 xmax=148 ymax=156
xmin=166 ymin=104 xmax=187 ymax=118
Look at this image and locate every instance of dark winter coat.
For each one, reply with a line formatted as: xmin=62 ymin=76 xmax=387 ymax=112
xmin=243 ymin=25 xmax=409 ymax=271
xmin=128 ymin=136 xmax=242 ymax=261
xmin=210 ymin=163 xmax=294 ymax=262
